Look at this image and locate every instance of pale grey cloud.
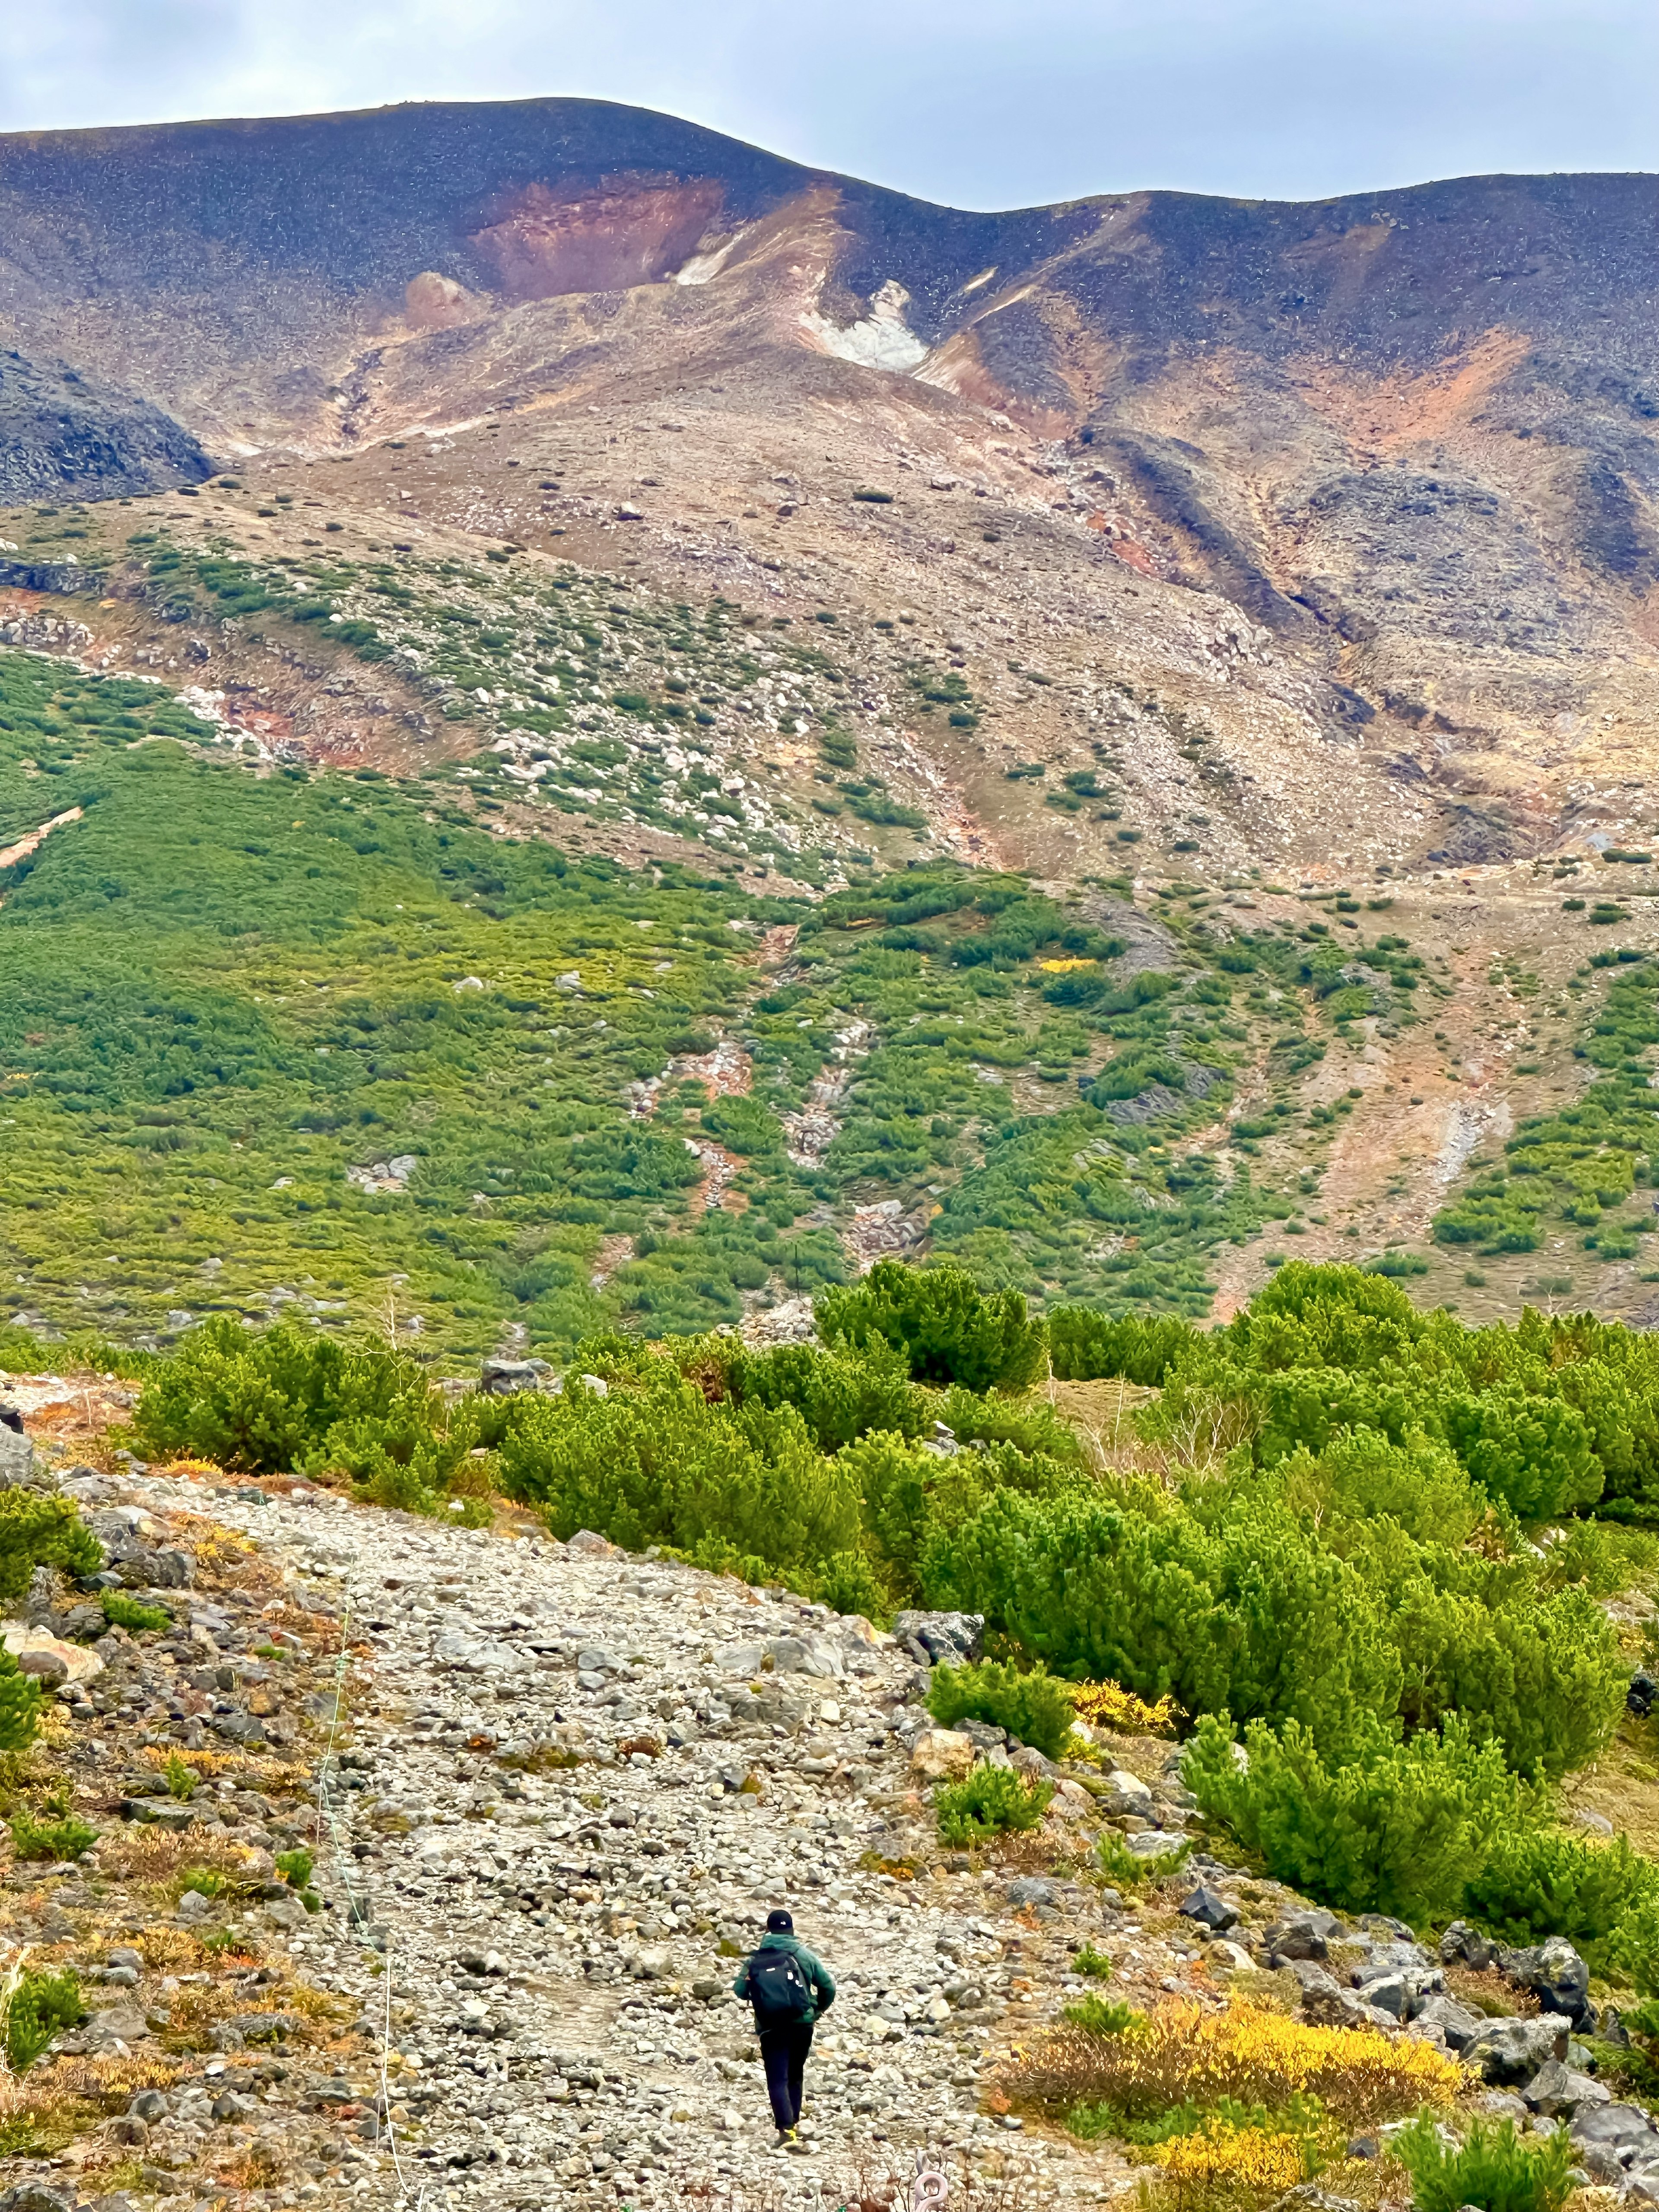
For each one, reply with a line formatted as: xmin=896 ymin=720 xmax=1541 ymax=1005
xmin=1 ymin=0 xmax=1655 ymax=208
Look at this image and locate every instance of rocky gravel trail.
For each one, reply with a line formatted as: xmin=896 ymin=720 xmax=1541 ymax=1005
xmin=111 ymin=1470 xmax=1131 ymax=2212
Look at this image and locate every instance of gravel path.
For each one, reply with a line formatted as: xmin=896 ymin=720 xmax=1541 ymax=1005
xmin=124 ymin=1471 xmax=1127 ymax=2212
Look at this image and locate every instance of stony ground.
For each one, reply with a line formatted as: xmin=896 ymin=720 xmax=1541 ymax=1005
xmin=11 ymin=1459 xmax=1217 ymax=2212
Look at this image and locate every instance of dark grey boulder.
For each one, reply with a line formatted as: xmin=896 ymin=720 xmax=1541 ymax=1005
xmin=1462 ymin=2015 xmax=1570 ymax=2085
xmin=890 ymin=1610 xmax=984 ymax=1666
xmin=1265 ymin=1908 xmax=1345 ymax=1961
xmin=1522 ymin=2058 xmax=1611 ymax=2117
xmin=1179 ymin=1885 xmax=1240 ymax=1933
xmin=1507 ymin=1937 xmax=1594 ymax=2029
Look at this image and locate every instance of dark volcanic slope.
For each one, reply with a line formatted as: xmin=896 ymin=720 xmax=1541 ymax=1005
xmin=0 ymin=352 xmax=211 ymax=502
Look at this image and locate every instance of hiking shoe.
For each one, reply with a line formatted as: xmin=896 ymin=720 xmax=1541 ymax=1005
xmin=776 ymin=2127 xmax=799 ymax=2145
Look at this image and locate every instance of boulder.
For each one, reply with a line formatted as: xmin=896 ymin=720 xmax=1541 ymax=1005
xmin=1006 ymin=1878 xmax=1056 ymax=1909
xmin=1411 ymin=1993 xmax=1485 ymax=2052
xmin=566 ymin=1529 xmax=620 ymax=1558
xmin=1507 ymin=1937 xmax=1594 ymax=2029
xmin=480 ymin=1357 xmax=553 ymax=1396
xmin=1269 ymin=2190 xmax=1362 ymax=2212
xmin=1522 ymin=2058 xmax=1611 ymax=2118
xmin=909 ymin=1729 xmax=975 ymax=1783
xmin=1179 ymin=1885 xmax=1240 ymax=1934
xmin=890 ymin=1611 xmax=983 ymax=1667
xmin=0 ymin=1412 xmax=37 ymax=1488
xmin=2 ymin=1624 xmax=103 ymax=1684
xmin=1300 ymin=1983 xmax=1399 ymax=2032
xmin=1462 ymin=2015 xmax=1570 ymax=2085
xmin=1438 ymin=1919 xmax=1497 ymax=1971
xmin=1265 ymin=1909 xmax=1345 ymax=1961
xmin=1569 ymin=2101 xmax=1659 ymax=2170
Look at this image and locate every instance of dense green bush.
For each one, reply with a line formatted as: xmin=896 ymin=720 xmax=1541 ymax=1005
xmin=817 ymin=1259 xmax=1047 ymax=1391
xmin=927 ymin=1659 xmax=1076 ymax=1760
xmin=1463 ymin=1827 xmax=1659 ymax=1951
xmin=934 ymin=1764 xmax=1054 ymax=1845
xmin=1047 ymin=1308 xmax=1196 ymax=1384
xmin=1183 ymin=1711 xmax=1521 ymax=1924
xmin=133 ymin=1317 xmax=497 ymax=1511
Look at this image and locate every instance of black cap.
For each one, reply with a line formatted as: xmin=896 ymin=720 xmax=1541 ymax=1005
xmin=766 ymin=1909 xmax=794 ymax=1934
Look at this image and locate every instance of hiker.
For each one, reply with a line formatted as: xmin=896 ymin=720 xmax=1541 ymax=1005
xmin=731 ymin=1907 xmax=836 ymax=2144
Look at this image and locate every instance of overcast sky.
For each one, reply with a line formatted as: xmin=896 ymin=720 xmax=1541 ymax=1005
xmin=2 ymin=0 xmax=1656 ymax=209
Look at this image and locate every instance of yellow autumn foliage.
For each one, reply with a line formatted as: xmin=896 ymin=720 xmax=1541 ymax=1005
xmin=1008 ymin=1998 xmax=1465 ymax=2129
xmin=1065 ymin=1678 xmax=1184 ymax=1738
xmin=1154 ymin=2120 xmax=1310 ymax=2196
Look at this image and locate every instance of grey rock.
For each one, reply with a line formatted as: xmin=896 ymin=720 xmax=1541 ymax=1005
xmin=1411 ymin=1993 xmax=1485 ymax=2051
xmin=1462 ymin=2015 xmax=1570 ymax=2085
xmin=1569 ymin=2102 xmax=1659 ymax=2166
xmin=121 ymin=1794 xmax=197 ymax=1831
xmin=0 ymin=2187 xmax=75 ymax=2212
xmin=1522 ymin=2059 xmax=1611 ymax=2117
xmin=1300 ymin=1983 xmax=1400 ymax=2032
xmin=1508 ymin=1937 xmax=1594 ymax=2029
xmin=265 ymin=1892 xmax=311 ymax=1931
xmin=480 ymin=1358 xmax=553 ymax=1397
xmin=0 ymin=1415 xmax=37 ymax=1487
xmin=177 ymin=1888 xmax=216 ymax=1923
xmin=1266 ymin=1908 xmax=1344 ymax=1961
xmin=1005 ymin=1878 xmax=1056 ymax=1908
xmin=890 ymin=1611 xmax=984 ymax=1666
xmin=1179 ymin=1885 xmax=1239 ymax=1933
xmin=1438 ymin=1919 xmax=1497 ymax=1971
xmin=128 ymin=2090 xmax=170 ymax=2122
xmin=1269 ymin=2191 xmax=1362 ymax=2212
xmin=109 ymin=2116 xmax=149 ymax=2147
xmin=1119 ymin=1827 xmax=1189 ymax=1858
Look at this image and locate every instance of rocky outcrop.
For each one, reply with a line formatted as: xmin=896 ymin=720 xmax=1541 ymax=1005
xmin=0 ymin=351 xmax=210 ymax=502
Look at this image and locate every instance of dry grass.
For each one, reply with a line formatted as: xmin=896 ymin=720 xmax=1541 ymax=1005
xmin=1443 ymin=1963 xmax=1538 ymax=2019
xmin=93 ymin=1822 xmax=261 ymax=1887
xmin=1005 ymin=1998 xmax=1466 ymax=2132
xmin=0 ymin=2050 xmax=186 ymax=2155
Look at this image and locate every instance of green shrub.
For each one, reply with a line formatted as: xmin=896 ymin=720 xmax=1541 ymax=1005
xmin=925 ymin=1485 xmax=1401 ymax=1759
xmin=1096 ymin=1831 xmax=1191 ymax=1888
xmin=1465 ymin=1827 xmax=1659 ymax=1952
xmin=10 ymin=1808 xmax=97 ymax=1862
xmin=817 ymin=1259 xmax=1048 ymax=1392
xmin=0 ymin=1490 xmax=102 ymax=1608
xmin=163 ymin=1753 xmax=196 ymax=1801
xmin=103 ymin=1590 xmax=171 ymax=1634
xmin=1048 ymin=1308 xmax=1196 ymax=1385
xmin=927 ymin=1659 xmax=1076 ymax=1761
xmin=1073 ymin=1943 xmax=1114 ymax=1978
xmin=1392 ymin=2112 xmax=1575 ymax=2212
xmin=935 ymin=1765 xmax=1054 ymax=1845
xmin=1183 ymin=1711 xmax=1521 ymax=1924
xmin=133 ymin=1317 xmax=490 ymax=1511
xmin=3 ymin=1967 xmax=82 ymax=2071
xmin=275 ymin=1845 xmax=315 ymax=1889
xmin=1061 ymin=1993 xmax=1141 ymax=2035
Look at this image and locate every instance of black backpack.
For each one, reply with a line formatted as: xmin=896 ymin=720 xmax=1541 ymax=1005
xmin=748 ymin=1947 xmax=812 ymax=2024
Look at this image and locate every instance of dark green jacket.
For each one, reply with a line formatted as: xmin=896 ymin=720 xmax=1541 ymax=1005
xmin=731 ymin=1931 xmax=836 ymax=2027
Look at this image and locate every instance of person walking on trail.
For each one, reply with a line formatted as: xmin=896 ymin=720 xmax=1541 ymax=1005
xmin=732 ymin=1908 xmax=836 ymax=2145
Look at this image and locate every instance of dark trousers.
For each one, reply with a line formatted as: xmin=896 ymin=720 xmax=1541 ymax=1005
xmin=760 ymin=2022 xmax=814 ymax=2129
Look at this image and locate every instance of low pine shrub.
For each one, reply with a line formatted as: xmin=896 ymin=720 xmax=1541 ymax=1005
xmin=1096 ymin=1831 xmax=1192 ymax=1888
xmin=3 ymin=1967 xmax=82 ymax=2071
xmin=1073 ymin=1943 xmax=1113 ymax=1978
xmin=934 ymin=1765 xmax=1054 ymax=1846
xmin=816 ymin=1259 xmax=1047 ymax=1392
xmin=163 ymin=1753 xmax=197 ymax=1802
xmin=928 ymin=1659 xmax=1076 ymax=1760
xmin=1392 ymin=2112 xmax=1576 ymax=2212
xmin=10 ymin=1807 xmax=97 ymax=1862
xmin=1464 ymin=1827 xmax=1659 ymax=1951
xmin=1183 ymin=1711 xmax=1520 ymax=1924
xmin=102 ymin=1590 xmax=172 ymax=1634
xmin=1062 ymin=1993 xmax=1141 ymax=2036
xmin=1151 ymin=2115 xmax=1316 ymax=2201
